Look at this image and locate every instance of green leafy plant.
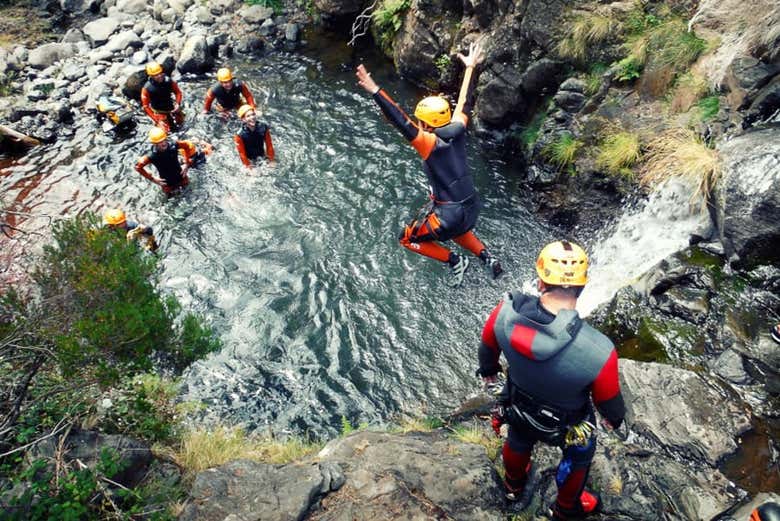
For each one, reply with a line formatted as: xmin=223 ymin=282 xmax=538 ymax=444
xmin=543 ymin=133 xmax=583 ymax=171
xmin=434 ymin=54 xmax=452 ymax=75
xmin=518 ymin=104 xmax=550 ymax=148
xmin=614 ymin=56 xmax=643 ymax=82
xmin=372 ymin=0 xmax=411 ymax=52
xmin=697 ymin=95 xmax=720 ymax=121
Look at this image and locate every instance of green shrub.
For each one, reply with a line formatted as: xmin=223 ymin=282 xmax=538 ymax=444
xmin=697 ymin=95 xmax=720 ymax=121
xmin=614 ymin=56 xmax=643 ymax=82
xmin=543 ymin=133 xmax=583 ymax=171
xmin=519 ymin=105 xmax=550 ymax=148
xmin=28 ymin=215 xmax=220 ymax=384
xmin=434 ymin=54 xmax=452 ymax=75
xmin=372 ymin=0 xmax=411 ymax=52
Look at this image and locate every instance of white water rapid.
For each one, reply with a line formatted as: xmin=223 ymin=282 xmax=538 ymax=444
xmin=577 ymin=177 xmax=713 ymax=317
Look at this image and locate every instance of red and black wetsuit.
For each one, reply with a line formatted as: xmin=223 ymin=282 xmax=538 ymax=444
xmin=479 ymin=292 xmax=625 ymax=512
xmin=135 ymin=140 xmax=196 ymax=194
xmin=141 ymin=76 xmax=182 ymax=115
xmin=371 ymin=89 xmax=486 ymax=263
xmin=234 ymin=123 xmax=274 ymax=166
xmin=204 ymin=80 xmax=255 ymax=112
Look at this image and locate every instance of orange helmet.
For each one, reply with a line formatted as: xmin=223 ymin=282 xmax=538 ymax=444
xmin=217 ymin=67 xmax=233 ymax=82
xmin=237 ymin=104 xmax=254 ymax=119
xmin=103 ymin=208 xmax=126 ymax=226
xmin=145 ymin=62 xmax=163 ymax=76
xmin=414 ymin=96 xmax=451 ymax=128
xmin=148 ymin=127 xmax=167 ymax=144
xmin=536 ymin=240 xmax=588 ymax=286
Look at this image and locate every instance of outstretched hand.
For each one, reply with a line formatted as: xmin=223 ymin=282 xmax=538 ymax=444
xmin=457 ymin=41 xmax=484 ymax=69
xmin=356 ymin=64 xmax=379 ymax=94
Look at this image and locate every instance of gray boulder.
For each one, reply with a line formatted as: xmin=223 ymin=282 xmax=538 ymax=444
xmin=104 ymin=30 xmax=143 ymax=53
xmin=83 ymin=17 xmax=120 ymax=46
xmin=122 ymin=68 xmax=148 ymax=100
xmin=180 ymin=460 xmax=344 ymax=521
xmin=177 ymin=33 xmax=215 ymax=74
xmin=116 ymin=0 xmax=148 ymax=13
xmin=714 ymin=126 xmax=780 ymax=268
xmin=194 ymin=5 xmax=214 ymax=24
xmin=28 ymin=43 xmax=78 ymax=69
xmin=313 ymin=0 xmax=362 ymax=19
xmin=62 ymin=28 xmax=86 ymax=43
xmin=316 ymin=431 xmax=505 ymax=519
xmin=621 ymin=359 xmax=751 ymax=465
xmin=240 ymin=4 xmax=274 ymax=23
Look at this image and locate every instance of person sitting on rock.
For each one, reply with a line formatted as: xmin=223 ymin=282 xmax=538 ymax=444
xmin=203 ymin=67 xmax=256 ymax=119
xmin=135 ymin=128 xmax=210 ymax=197
xmin=478 ymin=240 xmax=625 ymax=519
xmin=103 ymin=208 xmax=159 ymax=252
xmin=141 ymin=61 xmax=184 ymax=133
xmin=355 ymin=41 xmax=502 ymax=287
xmin=234 ymin=104 xmax=275 ymax=169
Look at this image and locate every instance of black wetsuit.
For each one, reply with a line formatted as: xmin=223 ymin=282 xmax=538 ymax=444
xmin=143 ymin=76 xmax=175 ymax=112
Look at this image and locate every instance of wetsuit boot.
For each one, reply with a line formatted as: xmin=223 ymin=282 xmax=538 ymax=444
xmin=551 ymin=490 xmax=602 ymax=520
xmin=448 ymin=253 xmax=469 ymax=287
xmin=479 ymin=250 xmax=503 ymax=279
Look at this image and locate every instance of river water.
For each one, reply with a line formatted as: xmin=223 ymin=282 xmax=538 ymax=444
xmin=0 ymin=37 xmax=553 ymax=437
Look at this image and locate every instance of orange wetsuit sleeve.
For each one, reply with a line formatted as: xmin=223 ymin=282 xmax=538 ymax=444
xmin=177 ymin=141 xmax=196 ymax=164
xmin=172 ymin=81 xmax=183 ymax=105
xmin=241 ymin=84 xmax=256 ymax=108
xmin=135 ymin=156 xmax=157 ymax=183
xmin=204 ymin=89 xmax=215 ymax=112
xmin=140 ymin=88 xmax=155 ymax=118
xmin=234 ymin=135 xmax=251 ymax=166
xmin=265 ymin=129 xmax=275 ymax=161
xmin=410 ymin=129 xmax=436 ymax=160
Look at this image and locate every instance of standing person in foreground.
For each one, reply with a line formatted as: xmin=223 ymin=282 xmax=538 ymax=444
xmin=135 ymin=128 xmax=210 ymax=197
xmin=355 ymin=41 xmax=502 ymax=287
xmin=477 ymin=240 xmax=625 ymax=519
xmin=203 ymin=67 xmax=256 ymax=119
xmin=141 ymin=62 xmax=184 ymax=133
xmin=234 ymin=104 xmax=275 ymax=169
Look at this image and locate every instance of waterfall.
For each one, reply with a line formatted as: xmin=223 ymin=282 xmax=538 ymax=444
xmin=578 ymin=177 xmax=712 ymax=317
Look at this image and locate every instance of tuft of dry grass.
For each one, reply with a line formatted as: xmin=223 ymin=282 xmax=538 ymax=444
xmin=670 ymin=72 xmax=710 ymax=112
xmin=543 ymin=133 xmax=583 ymax=171
xmin=558 ymin=10 xmax=621 ymax=61
xmin=640 ymin=128 xmax=721 ymax=208
xmin=391 ymin=416 xmax=442 ymax=434
xmin=173 ymin=426 xmax=322 ymax=475
xmin=596 ymin=131 xmax=642 ymax=175
xmin=449 ymin=424 xmax=502 ymax=460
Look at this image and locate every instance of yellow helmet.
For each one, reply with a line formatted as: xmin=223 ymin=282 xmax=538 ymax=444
xmin=145 ymin=61 xmax=163 ymax=76
xmin=103 ymin=208 xmax=126 ymax=226
xmin=414 ymin=96 xmax=451 ymax=128
xmin=536 ymin=240 xmax=588 ymax=286
xmin=237 ymin=104 xmax=254 ymax=119
xmin=217 ymin=67 xmax=233 ymax=82
xmin=148 ymin=127 xmax=167 ymax=144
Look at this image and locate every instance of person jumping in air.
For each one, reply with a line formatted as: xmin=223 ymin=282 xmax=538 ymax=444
xmin=356 ymin=41 xmax=502 ymax=287
xmin=234 ymin=104 xmax=275 ymax=169
xmin=141 ymin=62 xmax=184 ymax=133
xmin=203 ymin=68 xmax=256 ymax=120
xmin=135 ymin=128 xmax=210 ymax=197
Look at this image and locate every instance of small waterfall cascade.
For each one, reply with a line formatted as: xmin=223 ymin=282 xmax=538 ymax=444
xmin=578 ymin=177 xmax=713 ymax=317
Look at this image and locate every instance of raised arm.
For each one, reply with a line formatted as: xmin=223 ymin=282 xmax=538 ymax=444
xmin=356 ymin=64 xmax=419 ymax=142
xmin=453 ymin=41 xmax=483 ymax=125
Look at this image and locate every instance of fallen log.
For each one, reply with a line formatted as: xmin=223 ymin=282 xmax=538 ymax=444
xmin=0 ymin=124 xmax=41 ymax=147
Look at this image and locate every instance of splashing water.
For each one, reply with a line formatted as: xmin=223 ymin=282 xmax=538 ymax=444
xmin=578 ymin=177 xmax=712 ymax=317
